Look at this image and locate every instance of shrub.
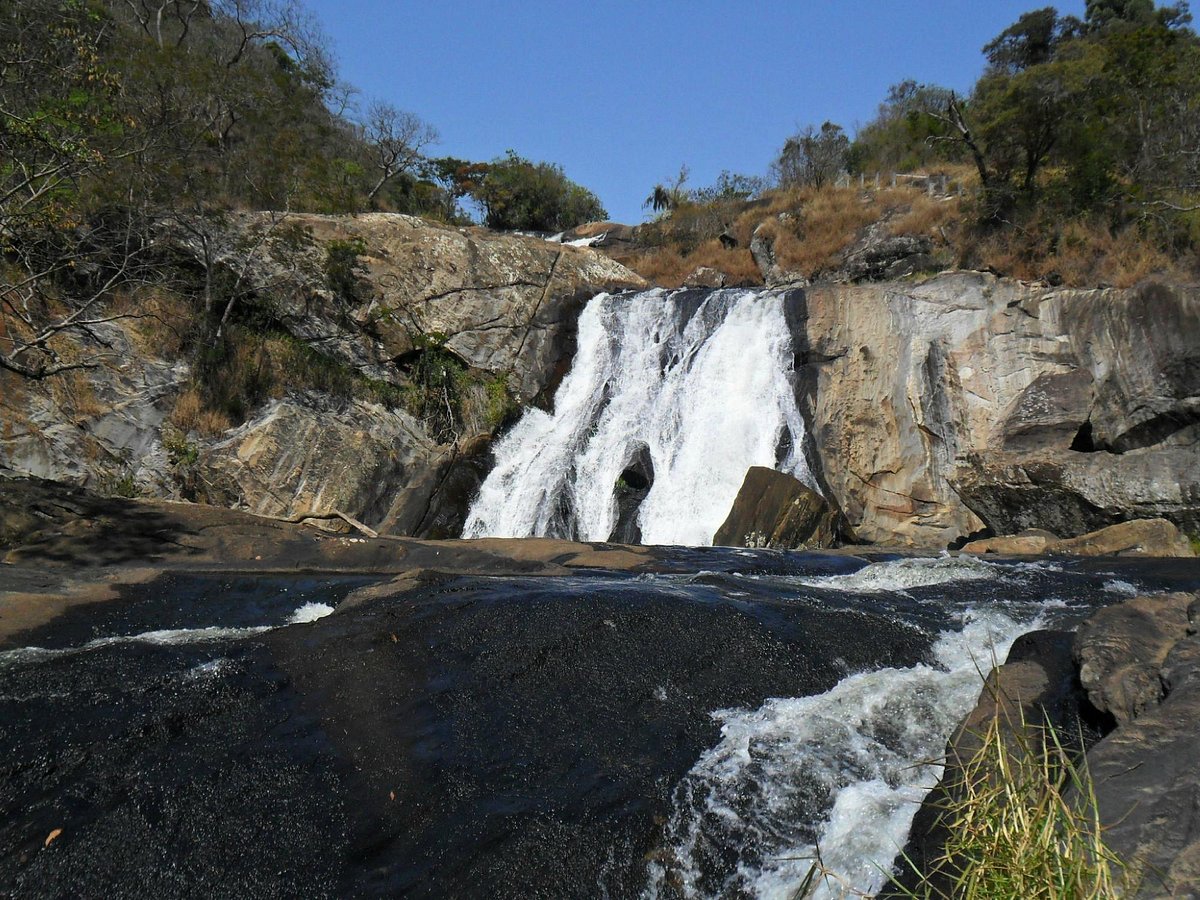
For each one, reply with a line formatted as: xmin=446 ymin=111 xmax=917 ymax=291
xmin=471 ymin=152 xmax=606 ymax=232
xmin=324 ymin=237 xmax=369 ymax=304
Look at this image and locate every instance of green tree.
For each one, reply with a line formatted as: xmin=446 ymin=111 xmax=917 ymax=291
xmin=848 ymin=80 xmax=961 ymax=173
xmin=469 ymin=152 xmax=606 ymax=232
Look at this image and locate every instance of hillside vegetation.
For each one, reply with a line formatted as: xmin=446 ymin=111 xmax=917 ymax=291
xmin=3 ymin=0 xmax=1198 ymax=392
xmin=626 ymin=0 xmax=1200 ymax=289
xmin=0 ymin=0 xmax=605 ymax=382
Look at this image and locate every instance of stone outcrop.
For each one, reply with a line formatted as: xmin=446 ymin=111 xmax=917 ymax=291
xmin=962 ymin=518 xmax=1196 ymax=558
xmin=168 ymin=212 xmax=645 ymax=402
xmin=712 ymin=467 xmax=840 ymax=549
xmin=194 ymin=396 xmax=439 ymax=530
xmin=1 ymin=213 xmax=644 ymax=532
xmin=895 ymin=592 xmax=1200 ymax=898
xmin=1074 ymin=592 xmax=1194 ymax=724
xmin=793 ymin=273 xmax=1200 ymax=547
xmin=1078 ymin=597 xmax=1200 ymax=898
xmin=837 ymin=228 xmax=934 ymax=282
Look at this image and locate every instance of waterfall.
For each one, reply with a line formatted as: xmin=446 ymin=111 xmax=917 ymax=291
xmin=463 ymin=287 xmax=815 ymax=546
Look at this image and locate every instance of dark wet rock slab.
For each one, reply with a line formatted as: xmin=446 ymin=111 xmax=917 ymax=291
xmin=264 ymin=574 xmax=933 ymax=896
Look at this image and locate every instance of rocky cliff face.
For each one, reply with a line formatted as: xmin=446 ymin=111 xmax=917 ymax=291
xmin=0 ymin=213 xmax=644 ymax=531
xmin=2 ymin=210 xmax=1195 ymax=549
xmin=793 ymin=273 xmax=1199 ymax=547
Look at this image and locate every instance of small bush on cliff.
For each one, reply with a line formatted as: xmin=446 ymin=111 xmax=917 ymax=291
xmin=324 ymin=238 xmax=369 ymax=304
xmin=400 ymin=335 xmax=516 ymax=443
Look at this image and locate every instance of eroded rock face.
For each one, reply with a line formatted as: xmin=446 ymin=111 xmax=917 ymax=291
xmin=2 ymin=213 xmax=644 ymax=532
xmin=712 ymin=466 xmax=840 ymax=549
xmin=196 ymin=396 xmax=439 ymax=530
xmin=175 ymin=212 xmax=645 ymax=402
xmin=794 ymin=274 xmax=1200 ymax=547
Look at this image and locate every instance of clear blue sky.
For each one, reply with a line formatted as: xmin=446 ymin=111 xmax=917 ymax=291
xmin=305 ymin=0 xmax=1086 ymax=223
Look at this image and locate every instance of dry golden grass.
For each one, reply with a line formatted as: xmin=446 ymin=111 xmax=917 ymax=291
xmin=170 ymin=387 xmax=233 ymax=436
xmin=966 ymin=216 xmax=1183 ymax=288
xmin=626 ymin=241 xmax=762 ymax=288
xmin=745 ymin=186 xmax=895 ymax=278
xmin=630 ymin=182 xmax=981 ymax=287
xmin=115 ymin=288 xmax=193 ymax=358
xmin=889 ymin=194 xmax=963 ymax=240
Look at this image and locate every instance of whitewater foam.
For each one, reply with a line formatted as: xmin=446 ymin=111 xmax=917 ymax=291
xmin=793 ymin=554 xmax=999 ymax=593
xmin=463 ymin=288 xmax=814 ymax=546
xmin=288 ymin=601 xmax=335 ymax=623
xmin=644 ymin=610 xmax=1034 ymax=899
xmin=0 ymin=624 xmax=274 ymax=667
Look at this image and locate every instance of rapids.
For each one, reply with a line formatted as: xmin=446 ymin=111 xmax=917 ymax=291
xmin=5 ymin=554 xmax=1197 ymax=897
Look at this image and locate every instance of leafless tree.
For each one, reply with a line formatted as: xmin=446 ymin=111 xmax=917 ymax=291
xmin=362 ymin=101 xmax=439 ymax=202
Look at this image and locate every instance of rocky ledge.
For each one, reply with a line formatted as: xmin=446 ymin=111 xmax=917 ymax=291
xmin=892 ymin=589 xmax=1200 ymax=897
xmin=0 ymin=213 xmax=644 ymax=534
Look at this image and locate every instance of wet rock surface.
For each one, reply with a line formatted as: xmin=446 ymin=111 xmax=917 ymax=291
xmin=713 ymin=466 xmax=840 ymax=549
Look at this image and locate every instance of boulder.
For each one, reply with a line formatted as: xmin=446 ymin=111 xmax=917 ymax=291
xmin=197 ymin=395 xmax=438 ymax=531
xmin=1068 ymin=592 xmax=1200 ymax=898
xmin=838 ymin=232 xmax=934 ymax=282
xmin=1073 ymin=592 xmax=1194 ymax=724
xmin=961 ymin=528 xmax=1060 ymax=555
xmin=712 ymin=466 xmax=839 ymax=549
xmin=750 ymin=222 xmax=807 ymax=287
xmin=962 ymin=519 xmax=1195 ymax=558
xmin=681 ymin=266 xmax=728 ymax=289
xmin=1056 ymin=518 xmax=1195 ymax=557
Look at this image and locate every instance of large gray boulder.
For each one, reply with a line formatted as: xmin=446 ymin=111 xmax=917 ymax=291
xmin=712 ymin=467 xmax=840 ymax=549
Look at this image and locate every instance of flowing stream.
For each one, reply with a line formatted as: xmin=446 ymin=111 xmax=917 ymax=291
xmin=464 ymin=288 xmax=814 ymax=545
xmin=5 ymin=555 xmax=1194 ymax=897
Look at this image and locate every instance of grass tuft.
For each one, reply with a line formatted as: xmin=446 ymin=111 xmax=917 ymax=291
xmin=897 ymin=713 xmax=1129 ymax=900
xmin=787 ymin=711 xmax=1129 ymax=899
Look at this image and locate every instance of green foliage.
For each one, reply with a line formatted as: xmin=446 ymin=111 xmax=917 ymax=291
xmin=163 ymin=432 xmax=200 ymax=467
xmin=848 ymin=81 xmax=963 ymax=174
xmin=189 ymin=324 xmax=403 ymax=427
xmin=908 ymin=714 xmax=1128 ymax=899
xmin=99 ymin=469 xmax=140 ymax=499
xmin=324 ymin=237 xmax=368 ymax=303
xmin=469 ymin=151 xmax=607 ymax=232
xmin=691 ymin=170 xmax=769 ymax=204
xmin=400 ymin=333 xmax=516 ymax=443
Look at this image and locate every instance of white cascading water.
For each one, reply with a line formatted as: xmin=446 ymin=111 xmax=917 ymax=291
xmin=644 ymin=595 xmax=1035 ymax=900
xmin=463 ymin=288 xmax=814 ymax=545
